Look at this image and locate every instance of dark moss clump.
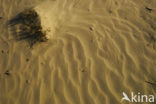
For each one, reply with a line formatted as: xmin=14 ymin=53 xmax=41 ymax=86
xmin=8 ymin=9 xmax=47 ymax=47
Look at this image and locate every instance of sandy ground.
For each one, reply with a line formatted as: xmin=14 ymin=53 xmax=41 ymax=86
xmin=0 ymin=0 xmax=156 ymax=104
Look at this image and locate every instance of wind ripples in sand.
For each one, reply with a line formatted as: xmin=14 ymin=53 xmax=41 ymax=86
xmin=0 ymin=0 xmax=156 ymax=104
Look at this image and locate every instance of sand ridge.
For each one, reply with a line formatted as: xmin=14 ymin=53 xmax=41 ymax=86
xmin=0 ymin=0 xmax=156 ymax=104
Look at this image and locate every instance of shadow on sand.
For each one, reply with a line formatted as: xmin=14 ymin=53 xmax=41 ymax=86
xmin=8 ymin=9 xmax=47 ymax=47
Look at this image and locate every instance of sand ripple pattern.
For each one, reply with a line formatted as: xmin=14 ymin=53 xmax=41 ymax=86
xmin=0 ymin=0 xmax=156 ymax=104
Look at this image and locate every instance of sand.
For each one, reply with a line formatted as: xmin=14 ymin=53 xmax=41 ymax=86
xmin=0 ymin=0 xmax=156 ymax=104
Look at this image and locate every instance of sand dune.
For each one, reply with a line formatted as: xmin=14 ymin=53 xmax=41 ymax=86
xmin=0 ymin=0 xmax=156 ymax=104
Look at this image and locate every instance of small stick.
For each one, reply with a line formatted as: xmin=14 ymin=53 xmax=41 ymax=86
xmin=145 ymin=81 xmax=156 ymax=86
xmin=145 ymin=7 xmax=153 ymax=12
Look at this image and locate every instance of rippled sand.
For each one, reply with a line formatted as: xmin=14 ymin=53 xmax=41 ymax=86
xmin=0 ymin=0 xmax=156 ymax=104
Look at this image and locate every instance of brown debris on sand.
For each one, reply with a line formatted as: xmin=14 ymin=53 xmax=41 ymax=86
xmin=4 ymin=70 xmax=10 ymax=76
xmin=145 ymin=7 xmax=153 ymax=12
xmin=8 ymin=9 xmax=48 ymax=47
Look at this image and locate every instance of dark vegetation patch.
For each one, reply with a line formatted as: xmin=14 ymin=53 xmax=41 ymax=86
xmin=8 ymin=9 xmax=48 ymax=47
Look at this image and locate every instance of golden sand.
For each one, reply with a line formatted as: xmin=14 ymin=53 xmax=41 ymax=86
xmin=0 ymin=0 xmax=156 ymax=104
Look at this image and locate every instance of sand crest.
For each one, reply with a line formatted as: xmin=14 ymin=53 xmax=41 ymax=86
xmin=0 ymin=0 xmax=156 ymax=104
